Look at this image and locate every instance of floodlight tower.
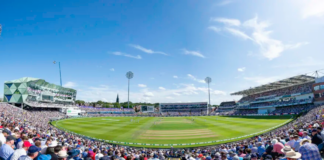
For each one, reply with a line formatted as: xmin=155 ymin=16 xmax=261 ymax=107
xmin=205 ymin=77 xmax=212 ymax=115
xmin=53 ymin=61 xmax=63 ymax=86
xmin=126 ymin=71 xmax=134 ymax=108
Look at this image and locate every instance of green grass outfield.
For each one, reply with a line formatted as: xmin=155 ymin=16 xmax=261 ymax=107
xmin=52 ymin=115 xmax=294 ymax=148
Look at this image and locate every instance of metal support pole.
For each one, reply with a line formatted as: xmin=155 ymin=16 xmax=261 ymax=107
xmin=59 ymin=62 xmax=62 ymax=87
xmin=128 ymin=79 xmax=130 ymax=108
xmin=208 ymin=82 xmax=211 ymax=114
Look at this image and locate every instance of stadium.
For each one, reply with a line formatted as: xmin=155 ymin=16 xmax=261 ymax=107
xmin=1 ymin=2 xmax=324 ymax=158
xmin=1 ymin=71 xmax=324 ymax=160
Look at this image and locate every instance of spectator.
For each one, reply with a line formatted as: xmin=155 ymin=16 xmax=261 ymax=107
xmin=18 ymin=146 xmax=42 ymax=160
xmin=0 ymin=136 xmax=16 ymax=160
xmin=10 ymin=141 xmax=32 ymax=160
xmin=281 ymin=150 xmax=301 ymax=160
xmin=311 ymin=129 xmax=323 ymax=146
xmin=298 ymin=139 xmax=321 ymax=160
xmin=57 ymin=151 xmax=68 ymax=160
xmin=271 ymin=139 xmax=284 ymax=158
xmin=0 ymin=130 xmax=10 ymax=147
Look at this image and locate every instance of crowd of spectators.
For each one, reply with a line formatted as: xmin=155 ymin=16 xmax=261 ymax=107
xmin=271 ymin=105 xmax=317 ymax=114
xmin=24 ymin=101 xmax=75 ymax=109
xmin=239 ymin=83 xmax=313 ymax=103
xmin=1 ymin=102 xmax=324 ymax=160
xmin=235 ymin=109 xmax=258 ymax=115
xmin=78 ymin=106 xmax=133 ymax=112
xmin=219 ymin=102 xmax=237 ymax=109
xmin=236 ymin=98 xmax=313 ymax=109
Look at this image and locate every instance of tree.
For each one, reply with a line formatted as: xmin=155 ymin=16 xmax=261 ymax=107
xmin=113 ymin=103 xmax=121 ymax=108
xmin=97 ymin=100 xmax=104 ymax=106
xmin=75 ymin=100 xmax=85 ymax=106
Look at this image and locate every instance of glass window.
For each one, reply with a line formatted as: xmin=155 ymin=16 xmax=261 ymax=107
xmin=320 ymin=85 xmax=324 ymax=90
xmin=315 ymin=93 xmax=320 ymax=98
xmin=314 ymin=85 xmax=320 ymax=91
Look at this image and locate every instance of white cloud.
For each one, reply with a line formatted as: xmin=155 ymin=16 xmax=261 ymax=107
xmin=237 ymin=67 xmax=246 ymax=72
xmin=187 ymin=74 xmax=205 ymax=83
xmin=272 ymin=56 xmax=324 ymax=69
xmin=129 ymin=44 xmax=167 ymax=55
xmin=208 ymin=26 xmax=222 ymax=32
xmin=196 ymin=87 xmax=226 ymax=96
xmin=224 ymin=28 xmax=252 ymax=40
xmin=212 ymin=16 xmax=308 ymax=60
xmin=285 ymin=42 xmax=309 ymax=49
xmin=212 ymin=90 xmax=227 ymax=95
xmin=165 ymin=96 xmax=174 ymax=99
xmin=63 ymin=82 xmax=76 ymax=88
xmin=110 ymin=68 xmax=115 ymax=71
xmin=217 ymin=0 xmax=232 ymax=6
xmin=138 ymin=84 xmax=147 ymax=88
xmin=173 ymin=92 xmax=181 ymax=96
xmin=143 ymin=92 xmax=154 ymax=97
xmin=111 ymin=52 xmax=142 ymax=59
xmin=301 ymin=0 xmax=324 ymax=19
xmin=243 ymin=76 xmax=279 ymax=85
xmin=173 ymin=75 xmax=178 ymax=79
xmin=182 ymin=49 xmax=205 ymax=58
xmin=211 ymin=18 xmax=241 ymax=26
xmin=159 ymin=87 xmax=166 ymax=90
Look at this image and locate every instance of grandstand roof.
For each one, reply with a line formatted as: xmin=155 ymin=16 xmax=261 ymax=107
xmin=5 ymin=77 xmax=76 ymax=92
xmin=5 ymin=77 xmax=40 ymax=83
xmin=231 ymin=74 xmax=315 ymax=96
xmin=219 ymin=101 xmax=236 ymax=105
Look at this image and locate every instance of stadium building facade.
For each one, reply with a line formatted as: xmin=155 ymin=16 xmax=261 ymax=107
xmin=217 ymin=101 xmax=236 ymax=112
xmin=230 ymin=75 xmax=316 ymax=115
xmin=159 ymin=102 xmax=207 ymax=116
xmin=313 ymin=76 xmax=324 ymax=102
xmin=3 ymin=77 xmax=77 ymax=108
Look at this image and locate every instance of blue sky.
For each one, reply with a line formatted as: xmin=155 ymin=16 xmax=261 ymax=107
xmin=1 ymin=0 xmax=324 ymax=104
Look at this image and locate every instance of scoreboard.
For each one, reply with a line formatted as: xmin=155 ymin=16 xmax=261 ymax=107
xmin=141 ymin=106 xmax=155 ymax=113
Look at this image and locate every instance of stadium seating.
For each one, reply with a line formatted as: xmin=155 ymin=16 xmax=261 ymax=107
xmin=1 ymin=102 xmax=324 ymax=160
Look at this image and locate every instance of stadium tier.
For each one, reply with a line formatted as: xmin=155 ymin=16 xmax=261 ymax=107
xmin=159 ymin=102 xmax=208 ymax=116
xmin=3 ymin=77 xmax=77 ymax=109
xmin=216 ymin=101 xmax=237 ymax=113
xmin=221 ymin=75 xmax=319 ymax=115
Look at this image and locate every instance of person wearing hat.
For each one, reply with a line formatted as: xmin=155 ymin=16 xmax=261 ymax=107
xmin=57 ymin=151 xmax=68 ymax=160
xmin=301 ymin=131 xmax=311 ymax=140
xmin=263 ymin=154 xmax=273 ymax=160
xmin=292 ymin=135 xmax=301 ymax=151
xmin=18 ymin=146 xmax=42 ymax=160
xmin=298 ymin=139 xmax=321 ymax=160
xmin=10 ymin=141 xmax=32 ymax=160
xmin=67 ymin=149 xmax=81 ymax=160
xmin=280 ymin=146 xmax=293 ymax=155
xmin=250 ymin=153 xmax=257 ymax=160
xmin=280 ymin=150 xmax=301 ymax=160
xmin=45 ymin=141 xmax=58 ymax=160
xmin=0 ymin=136 xmax=16 ymax=160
